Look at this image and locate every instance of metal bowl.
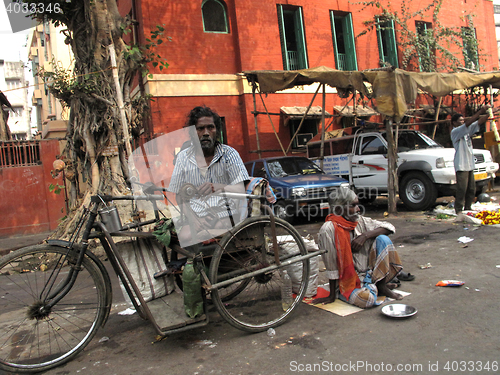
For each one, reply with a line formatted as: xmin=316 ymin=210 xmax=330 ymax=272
xmin=381 ymin=304 xmax=417 ymax=318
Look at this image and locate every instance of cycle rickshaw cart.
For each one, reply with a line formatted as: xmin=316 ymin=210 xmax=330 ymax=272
xmin=0 ymin=178 xmax=324 ymax=373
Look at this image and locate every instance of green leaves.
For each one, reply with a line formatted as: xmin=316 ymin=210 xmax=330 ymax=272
xmin=355 ymin=0 xmax=483 ymax=72
xmin=123 ymin=24 xmax=171 ymax=78
xmin=49 ymin=183 xmax=66 ymax=195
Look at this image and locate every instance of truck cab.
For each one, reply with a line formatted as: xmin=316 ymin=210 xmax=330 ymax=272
xmin=307 ymin=130 xmax=499 ymax=210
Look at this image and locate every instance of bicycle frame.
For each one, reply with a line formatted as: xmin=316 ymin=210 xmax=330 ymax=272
xmin=43 ymin=188 xmax=324 ymax=337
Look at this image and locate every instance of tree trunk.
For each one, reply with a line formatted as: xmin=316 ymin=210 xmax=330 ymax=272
xmin=385 ymin=118 xmax=398 ymax=215
xmin=28 ymin=0 xmax=144 ymax=238
xmin=0 ymin=112 xmax=11 ymax=141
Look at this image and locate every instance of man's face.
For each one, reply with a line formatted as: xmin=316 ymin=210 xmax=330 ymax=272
xmin=195 ymin=116 xmax=217 ymax=152
xmin=342 ymin=198 xmax=361 ymax=222
xmin=452 ymin=116 xmax=465 ymax=128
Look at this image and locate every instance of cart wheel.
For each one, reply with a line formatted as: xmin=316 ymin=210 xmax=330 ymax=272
xmin=209 ymin=216 xmax=309 ymax=333
xmin=0 ymin=245 xmax=107 ymax=373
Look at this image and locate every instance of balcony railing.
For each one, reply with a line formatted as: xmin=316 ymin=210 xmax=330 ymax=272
xmin=337 ymin=53 xmax=347 ymax=71
xmin=287 ymin=50 xmax=300 ymax=70
xmin=0 ymin=141 xmax=41 ymax=168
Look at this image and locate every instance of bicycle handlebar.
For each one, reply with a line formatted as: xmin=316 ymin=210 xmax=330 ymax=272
xmin=129 ymin=178 xmax=265 ymax=201
xmin=91 ymin=194 xmax=166 ymax=203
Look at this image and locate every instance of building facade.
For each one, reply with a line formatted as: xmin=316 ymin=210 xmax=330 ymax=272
xmin=0 ymin=60 xmax=31 ymax=140
xmin=494 ymin=0 xmax=500 ymax=65
xmin=123 ymin=0 xmax=497 ymax=161
xmin=27 ymin=22 xmax=74 ymax=139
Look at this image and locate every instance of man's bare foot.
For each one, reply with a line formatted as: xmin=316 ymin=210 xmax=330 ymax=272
xmin=312 ymin=295 xmax=336 ymax=305
xmin=386 ymin=282 xmax=399 ymax=290
xmin=378 ymin=284 xmax=403 ymax=300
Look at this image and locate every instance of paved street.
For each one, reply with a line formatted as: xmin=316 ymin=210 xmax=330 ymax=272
xmin=1 ymin=195 xmax=500 ymax=375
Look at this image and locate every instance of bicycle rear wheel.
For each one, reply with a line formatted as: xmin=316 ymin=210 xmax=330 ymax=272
xmin=0 ymin=244 xmax=107 ymax=373
xmin=209 ymin=217 xmax=309 ymax=332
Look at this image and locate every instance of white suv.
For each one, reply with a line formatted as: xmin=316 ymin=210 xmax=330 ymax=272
xmin=307 ymin=130 xmax=499 ymax=210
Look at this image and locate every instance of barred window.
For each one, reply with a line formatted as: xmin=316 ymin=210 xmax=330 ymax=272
xmin=202 ymin=0 xmax=229 ymax=33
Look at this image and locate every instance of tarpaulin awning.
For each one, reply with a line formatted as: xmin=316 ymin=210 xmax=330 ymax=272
xmin=333 ymin=105 xmax=377 ymax=117
xmin=243 ymin=66 xmax=500 ymax=121
xmin=280 ymin=106 xmax=330 ymax=118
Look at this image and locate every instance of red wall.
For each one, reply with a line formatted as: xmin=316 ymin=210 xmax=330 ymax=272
xmin=0 ymin=140 xmax=66 ymax=237
xmin=124 ymin=0 xmax=498 ymax=162
xmin=137 ymin=0 xmax=497 ymax=74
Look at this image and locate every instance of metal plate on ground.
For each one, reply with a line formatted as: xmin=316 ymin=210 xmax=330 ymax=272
xmin=381 ymin=304 xmax=417 ymax=318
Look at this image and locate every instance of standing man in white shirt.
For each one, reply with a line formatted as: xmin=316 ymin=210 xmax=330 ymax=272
xmin=450 ymin=105 xmax=495 ymax=214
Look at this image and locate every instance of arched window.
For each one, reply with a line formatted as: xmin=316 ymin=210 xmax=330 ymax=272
xmin=202 ymin=0 xmax=229 ymax=33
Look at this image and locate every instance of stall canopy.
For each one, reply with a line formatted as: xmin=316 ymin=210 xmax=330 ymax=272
xmin=280 ymin=106 xmax=328 ymax=118
xmin=244 ymin=66 xmax=500 ymax=121
xmin=333 ymin=105 xmax=377 ymax=117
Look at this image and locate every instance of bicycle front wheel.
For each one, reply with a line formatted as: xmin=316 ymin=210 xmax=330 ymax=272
xmin=0 ymin=244 xmax=107 ymax=373
xmin=209 ymin=217 xmax=309 ymax=332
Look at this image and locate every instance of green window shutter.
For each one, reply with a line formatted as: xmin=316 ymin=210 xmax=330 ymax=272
xmin=387 ymin=20 xmax=398 ymax=68
xmin=344 ymin=13 xmax=357 ymax=70
xmin=461 ymin=26 xmax=478 ymax=70
xmin=376 ymin=19 xmax=385 ymax=64
xmin=277 ymin=5 xmax=290 ymax=70
xmin=376 ymin=18 xmax=398 ymax=68
xmin=331 ymin=12 xmax=357 ymax=71
xmin=330 ymin=12 xmax=340 ymax=69
xmin=295 ymin=7 xmax=308 ymax=69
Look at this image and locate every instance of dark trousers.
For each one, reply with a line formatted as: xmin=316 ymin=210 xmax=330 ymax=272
xmin=455 ymin=170 xmax=475 ymax=213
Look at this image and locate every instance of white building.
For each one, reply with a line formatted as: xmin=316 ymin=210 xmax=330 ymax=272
xmin=28 ymin=22 xmax=74 ymax=139
xmin=0 ymin=60 xmax=31 ymax=140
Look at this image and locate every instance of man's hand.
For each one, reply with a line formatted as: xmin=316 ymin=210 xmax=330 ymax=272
xmin=351 ymin=233 xmax=368 ymax=252
xmin=198 ymin=182 xmax=215 ymax=196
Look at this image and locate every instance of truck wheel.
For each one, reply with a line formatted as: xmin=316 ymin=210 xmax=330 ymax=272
xmin=273 ymin=201 xmax=294 ymax=223
xmin=399 ymin=172 xmax=437 ymax=211
xmin=475 ymin=182 xmax=488 ymax=197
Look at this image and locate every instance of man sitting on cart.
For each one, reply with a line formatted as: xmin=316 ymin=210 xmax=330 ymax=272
xmin=168 ymin=106 xmax=250 ymax=246
xmin=313 ymin=187 xmax=403 ymax=308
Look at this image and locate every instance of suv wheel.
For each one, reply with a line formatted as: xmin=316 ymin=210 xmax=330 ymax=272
xmin=273 ymin=201 xmax=294 ymax=223
xmin=399 ymin=171 xmax=437 ymax=211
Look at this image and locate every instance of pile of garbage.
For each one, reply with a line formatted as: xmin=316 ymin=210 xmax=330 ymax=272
xmin=432 ymin=195 xmax=500 ymax=227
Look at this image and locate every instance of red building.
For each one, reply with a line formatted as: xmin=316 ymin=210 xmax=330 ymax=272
xmin=119 ymin=0 xmax=498 ymax=161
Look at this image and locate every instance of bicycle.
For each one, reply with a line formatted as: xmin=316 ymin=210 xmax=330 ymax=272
xmin=0 ymin=181 xmax=324 ymax=373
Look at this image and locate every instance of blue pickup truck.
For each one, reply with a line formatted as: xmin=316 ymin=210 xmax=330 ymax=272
xmin=244 ymin=156 xmax=349 ymax=223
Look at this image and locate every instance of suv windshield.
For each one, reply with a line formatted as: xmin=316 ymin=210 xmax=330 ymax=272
xmin=267 ymin=158 xmax=324 ymax=178
xmin=383 ymin=131 xmax=442 ymax=150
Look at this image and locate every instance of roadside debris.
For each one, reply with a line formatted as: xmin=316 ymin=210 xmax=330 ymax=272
xmin=118 ymin=307 xmax=136 ymax=315
xmin=436 ymin=280 xmax=464 ymax=287
xmin=457 ymin=236 xmax=474 ymax=244
xmin=418 ymin=263 xmax=433 ymax=269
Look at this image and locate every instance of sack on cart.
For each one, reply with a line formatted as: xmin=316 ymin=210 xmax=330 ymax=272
xmin=278 ymin=236 xmax=319 ymax=298
xmin=117 ymin=237 xmax=176 ymax=307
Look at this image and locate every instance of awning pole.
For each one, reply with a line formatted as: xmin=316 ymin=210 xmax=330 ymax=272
xmin=257 ymin=89 xmax=287 ymax=156
xmin=489 ymin=84 xmax=494 ymax=132
xmin=431 ymin=96 xmax=442 ymax=139
xmin=320 ymin=84 xmax=326 ymax=170
xmin=286 ymin=84 xmax=321 ymax=154
xmin=251 ymin=82 xmax=262 ymax=159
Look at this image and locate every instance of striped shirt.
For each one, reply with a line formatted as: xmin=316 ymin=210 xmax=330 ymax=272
xmin=168 ymin=143 xmax=250 ymax=217
xmin=318 ymin=216 xmax=395 ymax=280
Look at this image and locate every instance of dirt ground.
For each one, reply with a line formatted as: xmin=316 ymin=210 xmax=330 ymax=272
xmin=11 ymin=190 xmax=493 ymax=375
